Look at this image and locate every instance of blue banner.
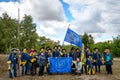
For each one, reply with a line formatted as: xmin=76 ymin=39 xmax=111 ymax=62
xmin=49 ymin=57 xmax=72 ymax=73
xmin=64 ymin=28 xmax=82 ymax=47
xmin=0 ymin=0 xmax=18 ymax=2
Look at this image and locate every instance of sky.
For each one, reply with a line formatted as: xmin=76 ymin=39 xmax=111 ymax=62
xmin=0 ymin=0 xmax=120 ymax=44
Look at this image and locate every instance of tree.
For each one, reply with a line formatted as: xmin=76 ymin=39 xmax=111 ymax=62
xmin=111 ymin=35 xmax=120 ymax=57
xmin=20 ymin=14 xmax=39 ymax=50
xmin=0 ymin=13 xmax=18 ymax=53
xmin=82 ymin=33 xmax=89 ymax=48
xmin=82 ymin=33 xmax=94 ymax=48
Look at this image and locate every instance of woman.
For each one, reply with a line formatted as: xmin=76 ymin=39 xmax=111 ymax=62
xmin=38 ymin=47 xmax=46 ymax=76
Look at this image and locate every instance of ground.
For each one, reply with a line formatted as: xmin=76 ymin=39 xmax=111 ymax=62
xmin=0 ymin=55 xmax=120 ymax=80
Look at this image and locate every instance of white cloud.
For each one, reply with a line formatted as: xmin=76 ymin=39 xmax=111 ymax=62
xmin=0 ymin=0 xmax=120 ymax=44
xmin=64 ymin=0 xmax=120 ymax=42
xmin=0 ymin=0 xmax=68 ymax=43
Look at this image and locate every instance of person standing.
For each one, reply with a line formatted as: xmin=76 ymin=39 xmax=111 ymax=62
xmin=46 ymin=48 xmax=53 ymax=75
xmin=7 ymin=48 xmax=18 ymax=78
xmin=93 ymin=48 xmax=103 ymax=73
xmin=81 ymin=45 xmax=87 ymax=74
xmin=69 ymin=47 xmax=77 ymax=61
xmin=38 ymin=47 xmax=46 ymax=76
xmin=53 ymin=46 xmax=59 ymax=57
xmin=21 ymin=47 xmax=28 ymax=76
xmin=62 ymin=49 xmax=68 ymax=57
xmin=104 ymin=48 xmax=113 ymax=74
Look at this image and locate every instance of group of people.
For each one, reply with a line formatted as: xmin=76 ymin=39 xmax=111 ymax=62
xmin=7 ymin=45 xmax=113 ymax=78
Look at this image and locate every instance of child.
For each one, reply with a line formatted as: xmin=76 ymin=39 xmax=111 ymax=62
xmin=104 ymin=48 xmax=113 ymax=74
xmin=87 ymin=54 xmax=95 ymax=75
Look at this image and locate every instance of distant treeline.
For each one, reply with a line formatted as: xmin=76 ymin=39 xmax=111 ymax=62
xmin=0 ymin=13 xmax=120 ymax=57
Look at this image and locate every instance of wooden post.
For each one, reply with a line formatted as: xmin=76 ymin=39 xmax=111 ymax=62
xmin=17 ymin=8 xmax=20 ymax=77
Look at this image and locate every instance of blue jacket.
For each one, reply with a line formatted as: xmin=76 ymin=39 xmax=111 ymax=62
xmin=86 ymin=58 xmax=94 ymax=69
xmin=8 ymin=53 xmax=18 ymax=64
xmin=21 ymin=52 xmax=28 ymax=62
xmin=38 ymin=54 xmax=46 ymax=66
xmin=104 ymin=53 xmax=113 ymax=65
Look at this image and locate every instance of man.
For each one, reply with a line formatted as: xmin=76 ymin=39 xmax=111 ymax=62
xmin=62 ymin=49 xmax=68 ymax=57
xmin=69 ymin=47 xmax=77 ymax=61
xmin=7 ymin=48 xmax=18 ymax=78
xmin=58 ymin=45 xmax=64 ymax=57
xmin=86 ymin=47 xmax=92 ymax=58
xmin=46 ymin=48 xmax=53 ymax=75
xmin=93 ymin=48 xmax=103 ymax=73
xmin=74 ymin=58 xmax=82 ymax=75
xmin=75 ymin=48 xmax=81 ymax=58
xmin=21 ymin=47 xmax=28 ymax=76
xmin=53 ymin=46 xmax=59 ymax=57
xmin=104 ymin=47 xmax=113 ymax=74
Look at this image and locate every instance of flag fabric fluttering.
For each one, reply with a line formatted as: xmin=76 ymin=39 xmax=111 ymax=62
xmin=64 ymin=28 xmax=82 ymax=47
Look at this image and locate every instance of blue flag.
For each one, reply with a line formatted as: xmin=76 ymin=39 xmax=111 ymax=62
xmin=64 ymin=28 xmax=82 ymax=47
xmin=49 ymin=57 xmax=72 ymax=73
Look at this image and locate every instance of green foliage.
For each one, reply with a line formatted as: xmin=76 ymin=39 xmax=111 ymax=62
xmin=111 ymin=35 xmax=120 ymax=57
xmin=82 ymin=33 xmax=94 ymax=48
xmin=35 ymin=36 xmax=59 ymax=51
xmin=91 ymin=41 xmax=111 ymax=53
xmin=20 ymin=14 xmax=39 ymax=50
xmin=0 ymin=13 xmax=58 ymax=53
xmin=0 ymin=13 xmax=18 ymax=53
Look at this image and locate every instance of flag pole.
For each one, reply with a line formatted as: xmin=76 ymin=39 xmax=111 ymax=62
xmin=62 ymin=24 xmax=71 ymax=46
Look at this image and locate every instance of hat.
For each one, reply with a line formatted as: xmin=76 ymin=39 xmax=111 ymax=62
xmin=11 ymin=48 xmax=18 ymax=51
xmin=94 ymin=47 xmax=99 ymax=50
xmin=30 ymin=50 xmax=34 ymax=53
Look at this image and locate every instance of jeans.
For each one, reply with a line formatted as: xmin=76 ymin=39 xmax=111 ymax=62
xmin=9 ymin=64 xmax=17 ymax=78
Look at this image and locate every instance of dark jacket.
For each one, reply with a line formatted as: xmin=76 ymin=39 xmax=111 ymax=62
xmin=69 ymin=51 xmax=78 ymax=61
xmin=38 ymin=53 xmax=46 ymax=66
xmin=93 ymin=52 xmax=103 ymax=65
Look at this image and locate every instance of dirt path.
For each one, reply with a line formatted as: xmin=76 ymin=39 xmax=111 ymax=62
xmin=0 ymin=55 xmax=120 ymax=80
